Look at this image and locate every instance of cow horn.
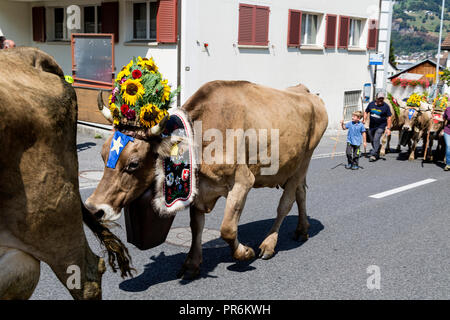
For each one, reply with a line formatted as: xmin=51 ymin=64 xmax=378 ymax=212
xmin=149 ymin=114 xmax=169 ymax=136
xmin=97 ymin=90 xmax=113 ymax=124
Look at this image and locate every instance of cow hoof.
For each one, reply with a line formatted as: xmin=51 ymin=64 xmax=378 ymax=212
xmin=293 ymin=230 xmax=309 ymax=242
xmin=177 ymin=265 xmax=200 ymax=280
xmin=380 ymin=151 xmax=385 ymax=157
xmin=233 ymin=244 xmax=255 ymax=261
xmin=258 ymin=247 xmax=274 ymax=260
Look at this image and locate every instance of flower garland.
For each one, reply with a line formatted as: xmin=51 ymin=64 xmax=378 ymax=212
xmin=387 ymin=93 xmax=401 ymax=117
xmin=109 ymin=56 xmax=179 ymax=128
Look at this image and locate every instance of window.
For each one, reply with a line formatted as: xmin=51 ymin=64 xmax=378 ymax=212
xmin=367 ymin=19 xmax=378 ymax=50
xmin=349 ymin=19 xmax=362 ymax=47
xmin=324 ymin=14 xmax=337 ymax=48
xmin=287 ymin=10 xmax=301 ymax=47
xmin=343 ymin=90 xmax=362 ymax=121
xmin=238 ymin=4 xmax=270 ymax=46
xmin=301 ymin=13 xmax=319 ymax=45
xmin=50 ymin=5 xmax=102 ymax=41
xmin=133 ymin=1 xmax=158 ymax=40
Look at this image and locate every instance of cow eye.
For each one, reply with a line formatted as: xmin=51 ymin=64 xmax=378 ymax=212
xmin=126 ymin=161 xmax=140 ymax=172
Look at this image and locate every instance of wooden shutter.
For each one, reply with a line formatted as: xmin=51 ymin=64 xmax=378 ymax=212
xmin=101 ymin=2 xmax=119 ymax=42
xmin=367 ymin=19 xmax=378 ymax=50
xmin=254 ymin=5 xmax=269 ymax=46
xmin=32 ymin=6 xmax=46 ymax=42
xmin=238 ymin=4 xmax=254 ymax=45
xmin=287 ymin=10 xmax=302 ymax=47
xmin=338 ymin=16 xmax=350 ymax=49
xmin=157 ymin=0 xmax=178 ymax=43
xmin=324 ymin=14 xmax=337 ymax=48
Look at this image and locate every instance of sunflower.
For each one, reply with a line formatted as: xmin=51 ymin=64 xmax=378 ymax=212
xmin=137 ymin=56 xmax=158 ymax=74
xmin=161 ymin=79 xmax=171 ymax=102
xmin=121 ymin=79 xmax=145 ymax=106
xmin=115 ymin=60 xmax=133 ymax=82
xmin=139 ymin=104 xmax=167 ymax=128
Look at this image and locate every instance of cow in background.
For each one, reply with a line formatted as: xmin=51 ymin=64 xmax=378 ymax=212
xmin=0 ymin=47 xmax=132 ymax=300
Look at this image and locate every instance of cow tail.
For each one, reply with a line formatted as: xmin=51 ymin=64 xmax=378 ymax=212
xmin=81 ymin=202 xmax=135 ymax=278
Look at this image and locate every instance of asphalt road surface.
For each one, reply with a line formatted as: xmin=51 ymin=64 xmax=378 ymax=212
xmin=30 ymin=129 xmax=450 ymax=300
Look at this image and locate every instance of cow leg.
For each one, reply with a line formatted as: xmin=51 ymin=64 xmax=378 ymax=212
xmin=0 ymin=247 xmax=40 ymax=300
xmin=380 ymin=133 xmax=387 ymax=156
xmin=409 ymin=134 xmax=419 ymax=161
xmin=258 ymin=178 xmax=298 ymax=260
xmin=294 ymin=179 xmax=310 ymax=242
xmin=177 ymin=206 xmax=205 ymax=280
xmin=220 ymin=165 xmax=255 ymax=261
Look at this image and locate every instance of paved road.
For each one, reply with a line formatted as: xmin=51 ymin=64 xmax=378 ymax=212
xmin=30 ymin=129 xmax=450 ymax=300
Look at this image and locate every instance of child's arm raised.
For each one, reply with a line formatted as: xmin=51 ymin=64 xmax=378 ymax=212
xmin=340 ymin=120 xmax=347 ymax=130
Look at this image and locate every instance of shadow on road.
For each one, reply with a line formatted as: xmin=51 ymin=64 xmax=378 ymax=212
xmin=119 ymin=215 xmax=324 ymax=293
xmin=77 ymin=142 xmax=96 ymax=152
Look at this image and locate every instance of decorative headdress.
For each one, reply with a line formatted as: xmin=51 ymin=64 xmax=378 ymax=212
xmin=107 ymin=56 xmax=178 ymax=131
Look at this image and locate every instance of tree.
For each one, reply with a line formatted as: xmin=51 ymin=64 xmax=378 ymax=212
xmin=389 ymin=42 xmax=397 ymax=67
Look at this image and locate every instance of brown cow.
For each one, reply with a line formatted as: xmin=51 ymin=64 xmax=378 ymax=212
xmin=0 ymin=47 xmax=132 ymax=300
xmin=86 ymin=80 xmax=328 ymax=279
xmin=379 ymin=98 xmax=406 ymax=157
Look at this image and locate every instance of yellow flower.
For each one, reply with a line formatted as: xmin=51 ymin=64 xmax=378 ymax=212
xmin=121 ymin=79 xmax=145 ymax=106
xmin=139 ymin=104 xmax=167 ymax=128
xmin=115 ymin=60 xmax=133 ymax=83
xmin=161 ymin=79 xmax=171 ymax=102
xmin=137 ymin=56 xmax=158 ymax=74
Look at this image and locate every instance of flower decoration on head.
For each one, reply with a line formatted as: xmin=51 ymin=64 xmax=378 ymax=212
xmin=407 ymin=93 xmax=422 ymax=108
xmin=108 ymin=56 xmax=179 ymax=129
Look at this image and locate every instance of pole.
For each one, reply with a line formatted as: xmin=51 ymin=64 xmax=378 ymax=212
xmin=434 ymin=0 xmax=445 ymax=99
xmin=382 ymin=0 xmax=394 ymax=93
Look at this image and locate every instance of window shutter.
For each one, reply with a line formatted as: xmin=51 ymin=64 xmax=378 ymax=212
xmin=287 ymin=10 xmax=301 ymax=47
xmin=367 ymin=19 xmax=378 ymax=50
xmin=157 ymin=0 xmax=178 ymax=43
xmin=32 ymin=7 xmax=46 ymax=42
xmin=338 ymin=16 xmax=350 ymax=49
xmin=101 ymin=2 xmax=119 ymax=42
xmin=324 ymin=14 xmax=337 ymax=48
xmin=238 ymin=4 xmax=254 ymax=45
xmin=254 ymin=6 xmax=269 ymax=46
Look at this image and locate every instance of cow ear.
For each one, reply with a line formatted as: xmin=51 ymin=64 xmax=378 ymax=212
xmin=156 ymin=136 xmax=187 ymax=158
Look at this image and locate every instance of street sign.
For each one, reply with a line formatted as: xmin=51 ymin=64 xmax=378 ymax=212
xmin=369 ymin=53 xmax=384 ymax=66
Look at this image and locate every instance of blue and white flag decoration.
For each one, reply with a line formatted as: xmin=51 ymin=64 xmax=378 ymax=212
xmin=106 ymin=131 xmax=135 ymax=169
xmin=408 ymin=109 xmax=415 ymax=120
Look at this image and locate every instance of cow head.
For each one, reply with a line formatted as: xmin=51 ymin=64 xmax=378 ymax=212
xmin=402 ymin=107 xmax=421 ymax=132
xmin=85 ymin=92 xmax=181 ymax=221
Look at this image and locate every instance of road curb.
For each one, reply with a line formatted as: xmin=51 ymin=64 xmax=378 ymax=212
xmin=77 ymin=121 xmax=112 ymax=139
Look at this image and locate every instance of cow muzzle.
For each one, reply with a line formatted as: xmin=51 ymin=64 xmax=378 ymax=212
xmin=85 ymin=200 xmax=122 ymax=221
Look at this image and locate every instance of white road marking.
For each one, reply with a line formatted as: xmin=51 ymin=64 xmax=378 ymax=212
xmin=312 ymin=152 xmax=346 ymax=159
xmin=369 ymin=178 xmax=437 ymax=199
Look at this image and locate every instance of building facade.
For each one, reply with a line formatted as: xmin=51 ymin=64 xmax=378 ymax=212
xmin=1 ymin=0 xmax=380 ymax=128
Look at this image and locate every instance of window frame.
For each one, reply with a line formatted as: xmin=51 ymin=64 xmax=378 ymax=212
xmin=348 ymin=18 xmax=363 ymax=48
xmin=301 ymin=12 xmax=320 ymax=46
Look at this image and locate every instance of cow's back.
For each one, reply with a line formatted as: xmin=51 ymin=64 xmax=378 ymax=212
xmin=182 ymin=80 xmax=328 ymax=186
xmin=0 ymin=48 xmax=82 ymax=265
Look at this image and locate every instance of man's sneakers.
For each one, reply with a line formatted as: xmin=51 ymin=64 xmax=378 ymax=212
xmin=369 ymin=156 xmax=377 ymax=162
xmin=351 ymin=164 xmax=359 ymax=170
xmin=345 ymin=164 xmax=352 ymax=169
xmin=444 ymin=165 xmax=450 ymax=171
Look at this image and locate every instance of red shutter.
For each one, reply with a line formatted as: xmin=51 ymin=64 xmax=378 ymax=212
xmin=238 ymin=4 xmax=254 ymax=45
xmin=101 ymin=2 xmax=119 ymax=42
xmin=287 ymin=10 xmax=302 ymax=47
xmin=157 ymin=0 xmax=178 ymax=43
xmin=254 ymin=5 xmax=269 ymax=46
xmin=338 ymin=16 xmax=350 ymax=49
xmin=32 ymin=6 xmax=46 ymax=42
xmin=367 ymin=19 xmax=378 ymax=50
xmin=324 ymin=14 xmax=337 ymax=48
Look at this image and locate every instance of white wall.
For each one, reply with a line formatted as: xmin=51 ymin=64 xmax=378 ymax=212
xmin=181 ymin=0 xmax=379 ymax=129
xmin=0 ymin=1 xmax=31 ymax=46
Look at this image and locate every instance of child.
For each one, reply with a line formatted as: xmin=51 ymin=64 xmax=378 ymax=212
xmin=340 ymin=111 xmax=367 ymax=170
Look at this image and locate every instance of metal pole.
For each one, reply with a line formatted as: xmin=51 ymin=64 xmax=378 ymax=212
xmin=434 ymin=0 xmax=445 ymax=99
xmin=382 ymin=0 xmax=393 ymax=93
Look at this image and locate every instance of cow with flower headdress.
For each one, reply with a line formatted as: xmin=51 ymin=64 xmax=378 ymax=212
xmin=86 ymin=57 xmax=328 ymax=279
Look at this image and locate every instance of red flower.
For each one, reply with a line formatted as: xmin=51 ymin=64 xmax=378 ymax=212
xmin=125 ymin=109 xmax=135 ymax=120
xmin=121 ymin=104 xmax=129 ymax=115
xmin=132 ymin=69 xmax=142 ymax=79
